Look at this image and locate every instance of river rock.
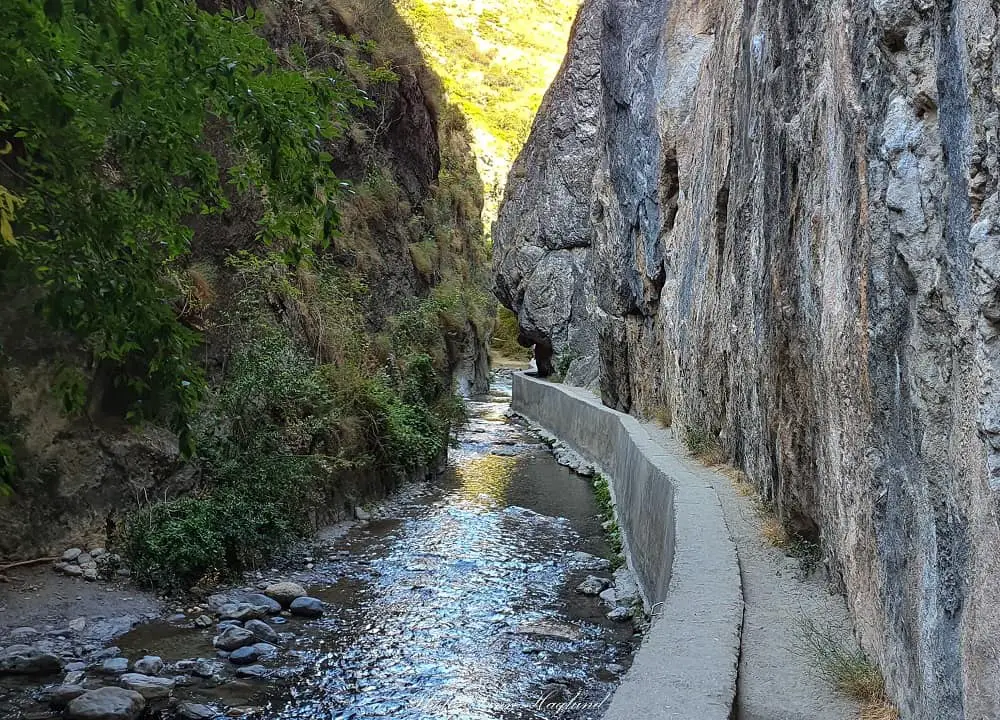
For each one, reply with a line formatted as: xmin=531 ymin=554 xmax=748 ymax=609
xmin=234 ymin=664 xmax=267 ymax=679
xmin=238 ymin=593 xmax=282 ymax=614
xmin=90 ymin=548 xmax=106 ymax=558
xmin=119 ymin=672 xmax=174 ymax=699
xmin=176 ymin=702 xmax=216 ymax=720
xmin=568 ymin=551 xmax=611 ymax=570
xmin=217 ymin=602 xmax=270 ymax=622
xmin=227 ymin=646 xmax=261 ymax=665
xmin=62 ymin=548 xmax=83 ymax=562
xmin=598 ymin=587 xmax=617 ymax=607
xmin=132 ymin=656 xmax=163 ymax=675
xmin=64 ymin=565 xmax=84 ymax=577
xmin=10 ymin=627 xmax=38 ymax=640
xmin=76 ymin=552 xmax=93 ymax=565
xmin=83 ymin=569 xmax=99 ymax=582
xmin=612 ymin=567 xmax=640 ymax=606
xmin=575 ymin=575 xmax=610 ymax=596
xmin=192 ymin=660 xmax=224 ymax=679
xmin=194 ymin=615 xmax=213 ymax=628
xmin=607 ymin=606 xmax=632 ymax=622
xmin=69 ymin=617 xmax=86 ymax=633
xmin=0 ymin=645 xmax=63 ymax=675
xmin=244 ymin=619 xmax=278 ymax=644
xmin=263 ymin=582 xmax=306 ymax=607
xmin=66 ymin=687 xmax=145 ymax=720
xmin=212 ymin=626 xmax=255 ymax=651
xmin=65 ymin=670 xmax=85 ymax=685
xmin=289 ymin=596 xmax=324 ymax=618
xmin=45 ymin=683 xmax=87 ymax=708
xmin=100 ymin=658 xmax=130 ymax=676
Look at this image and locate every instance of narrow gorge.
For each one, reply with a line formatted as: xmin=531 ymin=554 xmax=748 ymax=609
xmin=494 ymin=1 xmax=1000 ymax=719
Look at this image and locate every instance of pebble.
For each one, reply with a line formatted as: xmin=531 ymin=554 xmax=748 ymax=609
xmin=289 ymin=596 xmax=324 ymax=618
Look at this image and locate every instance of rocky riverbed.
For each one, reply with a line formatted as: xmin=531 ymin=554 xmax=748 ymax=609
xmin=0 ymin=374 xmax=642 ymax=720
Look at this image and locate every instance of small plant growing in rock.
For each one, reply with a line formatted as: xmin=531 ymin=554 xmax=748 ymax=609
xmin=682 ymin=425 xmax=725 ymax=465
xmin=796 ymin=617 xmax=898 ymax=719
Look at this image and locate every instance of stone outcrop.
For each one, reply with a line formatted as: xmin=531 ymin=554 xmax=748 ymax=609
xmin=493 ymin=1 xmax=1000 ymax=718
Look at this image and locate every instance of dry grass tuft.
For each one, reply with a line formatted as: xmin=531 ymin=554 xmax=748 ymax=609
xmin=760 ymin=514 xmax=791 ymax=548
xmin=797 ymin=617 xmax=898 ymax=718
xmin=682 ymin=425 xmax=726 ymax=465
xmin=652 ymin=403 xmax=672 ymax=428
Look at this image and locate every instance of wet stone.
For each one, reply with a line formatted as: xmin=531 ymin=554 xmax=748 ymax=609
xmin=213 ymin=626 xmax=255 ymax=652
xmin=263 ymin=582 xmax=306 ymax=608
xmin=100 ymin=658 xmax=130 ymax=676
xmin=66 ymin=687 xmax=145 ymax=720
xmin=177 ymin=702 xmax=217 ymax=720
xmin=44 ymin=683 xmax=86 ymax=708
xmin=0 ymin=645 xmax=64 ymax=675
xmin=289 ymin=596 xmax=323 ymax=618
xmin=238 ymin=594 xmax=282 ymax=615
xmin=244 ymin=619 xmax=278 ymax=644
xmin=576 ymin=575 xmax=611 ymax=596
xmin=234 ymin=664 xmax=267 ymax=679
xmin=119 ymin=672 xmax=175 ymax=699
xmin=228 ymin=646 xmax=261 ymax=665
xmin=192 ymin=660 xmax=224 ymax=679
xmin=132 ymin=656 xmax=163 ymax=675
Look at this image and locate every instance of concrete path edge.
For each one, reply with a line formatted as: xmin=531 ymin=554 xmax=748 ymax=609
xmin=512 ymin=372 xmax=743 ymax=720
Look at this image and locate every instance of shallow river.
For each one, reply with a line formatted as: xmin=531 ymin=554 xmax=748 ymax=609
xmin=94 ymin=374 xmax=637 ymax=719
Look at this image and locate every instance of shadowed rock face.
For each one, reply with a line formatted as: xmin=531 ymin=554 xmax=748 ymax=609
xmin=493 ymin=0 xmax=1000 ymax=718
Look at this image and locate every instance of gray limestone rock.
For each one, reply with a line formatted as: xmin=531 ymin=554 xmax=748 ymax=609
xmin=118 ymin=672 xmax=174 ymax=699
xmin=65 ymin=687 xmax=145 ymax=720
xmin=0 ymin=644 xmax=63 ymax=675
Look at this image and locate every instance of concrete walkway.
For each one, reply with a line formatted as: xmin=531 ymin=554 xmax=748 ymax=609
xmin=643 ymin=423 xmax=860 ymax=720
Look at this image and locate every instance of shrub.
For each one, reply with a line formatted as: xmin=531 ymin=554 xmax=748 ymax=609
xmin=682 ymin=425 xmax=726 ymax=465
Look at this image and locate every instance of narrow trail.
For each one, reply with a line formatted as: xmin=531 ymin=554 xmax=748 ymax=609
xmin=641 ymin=423 xmax=860 ymax=720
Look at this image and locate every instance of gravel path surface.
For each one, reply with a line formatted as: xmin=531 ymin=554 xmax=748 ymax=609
xmin=643 ymin=423 xmax=860 ymax=720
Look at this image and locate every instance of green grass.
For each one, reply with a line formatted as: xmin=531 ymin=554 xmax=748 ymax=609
xmin=593 ymin=473 xmax=624 ymax=569
xmin=682 ymin=425 xmax=725 ymax=465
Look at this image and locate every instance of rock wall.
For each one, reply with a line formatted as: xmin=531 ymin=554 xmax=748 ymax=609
xmin=492 ymin=1 xmax=1000 ymax=718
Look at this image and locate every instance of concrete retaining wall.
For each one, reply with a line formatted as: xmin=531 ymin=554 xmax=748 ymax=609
xmin=512 ymin=372 xmax=742 ymax=720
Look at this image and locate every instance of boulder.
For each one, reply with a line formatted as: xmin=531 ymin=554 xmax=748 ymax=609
xmin=0 ymin=644 xmax=63 ymax=675
xmin=289 ymin=596 xmax=324 ymax=618
xmin=119 ymin=672 xmax=175 ymax=699
xmin=262 ymin=582 xmax=306 ymax=608
xmin=212 ymin=626 xmax=255 ymax=652
xmin=65 ymin=687 xmax=145 ymax=720
xmin=132 ymin=656 xmax=163 ymax=675
xmin=244 ymin=619 xmax=278 ymax=644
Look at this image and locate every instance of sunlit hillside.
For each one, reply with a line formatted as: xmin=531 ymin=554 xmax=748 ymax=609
xmin=396 ymin=0 xmax=580 ymax=238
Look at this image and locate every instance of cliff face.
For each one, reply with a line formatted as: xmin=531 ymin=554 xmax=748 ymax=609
xmin=493 ymin=1 xmax=1000 ymax=718
xmin=0 ymin=0 xmax=489 ymax=562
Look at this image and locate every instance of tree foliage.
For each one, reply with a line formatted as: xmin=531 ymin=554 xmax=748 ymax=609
xmin=0 ymin=0 xmax=366 ymax=451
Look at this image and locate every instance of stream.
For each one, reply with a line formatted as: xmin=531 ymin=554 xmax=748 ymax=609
xmin=2 ymin=373 xmax=639 ymax=720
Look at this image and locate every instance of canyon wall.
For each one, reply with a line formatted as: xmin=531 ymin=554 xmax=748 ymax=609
xmin=492 ymin=0 xmax=1000 ymax=718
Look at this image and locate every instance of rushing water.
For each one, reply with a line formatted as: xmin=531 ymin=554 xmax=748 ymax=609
xmin=251 ymin=374 xmax=635 ymax=720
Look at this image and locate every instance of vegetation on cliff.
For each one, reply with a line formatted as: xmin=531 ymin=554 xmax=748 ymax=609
xmin=0 ymin=0 xmax=490 ymax=587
